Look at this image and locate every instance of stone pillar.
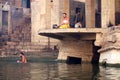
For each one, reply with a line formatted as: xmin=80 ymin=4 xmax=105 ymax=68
xmin=101 ymin=0 xmax=115 ymax=28
xmin=8 ymin=5 xmax=12 ymax=34
xmin=50 ymin=0 xmax=60 ymax=29
xmin=31 ymin=0 xmax=47 ymax=42
xmin=85 ymin=0 xmax=96 ymax=28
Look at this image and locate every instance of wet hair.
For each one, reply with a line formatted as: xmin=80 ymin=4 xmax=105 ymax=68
xmin=20 ymin=52 xmax=24 ymax=55
xmin=63 ymin=13 xmax=67 ymax=15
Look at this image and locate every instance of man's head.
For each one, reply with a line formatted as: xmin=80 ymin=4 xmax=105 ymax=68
xmin=77 ymin=10 xmax=81 ymax=14
xmin=19 ymin=52 xmax=24 ymax=56
xmin=63 ymin=13 xmax=67 ymax=17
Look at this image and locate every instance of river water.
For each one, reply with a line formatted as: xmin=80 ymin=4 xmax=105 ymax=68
xmin=0 ymin=58 xmax=120 ymax=80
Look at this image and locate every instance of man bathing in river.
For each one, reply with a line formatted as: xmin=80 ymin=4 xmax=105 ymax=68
xmin=17 ymin=52 xmax=27 ymax=63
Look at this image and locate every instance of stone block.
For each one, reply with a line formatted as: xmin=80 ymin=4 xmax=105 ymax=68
xmin=58 ymin=40 xmax=93 ymax=62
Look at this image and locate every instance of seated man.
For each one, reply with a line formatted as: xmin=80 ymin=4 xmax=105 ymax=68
xmin=59 ymin=13 xmax=70 ymax=28
xmin=74 ymin=10 xmax=83 ymax=28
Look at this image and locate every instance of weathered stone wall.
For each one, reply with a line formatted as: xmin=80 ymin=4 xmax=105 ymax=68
xmin=99 ymin=26 xmax=120 ymax=64
xmin=31 ymin=0 xmax=60 ymax=46
xmin=0 ymin=0 xmax=59 ymax=57
xmin=99 ymin=26 xmax=120 ymax=51
xmin=9 ymin=6 xmax=31 ymax=42
xmin=0 ymin=0 xmax=22 ymax=7
xmin=10 ymin=17 xmax=31 ymax=42
xmin=14 ymin=0 xmax=22 ymax=8
xmin=58 ymin=39 xmax=93 ymax=62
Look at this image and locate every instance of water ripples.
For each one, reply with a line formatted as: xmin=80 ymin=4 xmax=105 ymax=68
xmin=0 ymin=59 xmax=120 ymax=80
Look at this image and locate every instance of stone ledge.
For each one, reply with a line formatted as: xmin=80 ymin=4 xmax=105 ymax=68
xmin=39 ymin=28 xmax=103 ymax=33
xmin=39 ymin=28 xmax=103 ymax=40
xmin=98 ymin=46 xmax=120 ymax=53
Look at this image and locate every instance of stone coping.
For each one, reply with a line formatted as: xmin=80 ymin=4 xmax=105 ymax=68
xmin=39 ymin=28 xmax=103 ymax=34
xmin=39 ymin=28 xmax=103 ymax=40
xmin=98 ymin=46 xmax=120 ymax=53
xmin=108 ymin=26 xmax=120 ymax=31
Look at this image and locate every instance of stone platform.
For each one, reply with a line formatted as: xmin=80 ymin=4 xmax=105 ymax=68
xmin=39 ymin=28 xmax=103 ymax=62
xmin=39 ymin=28 xmax=103 ymax=40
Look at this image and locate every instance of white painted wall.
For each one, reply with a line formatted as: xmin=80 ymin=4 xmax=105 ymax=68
xmin=99 ymin=49 xmax=120 ymax=64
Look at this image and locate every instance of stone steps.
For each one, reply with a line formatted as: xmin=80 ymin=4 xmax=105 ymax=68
xmin=0 ymin=41 xmax=58 ymax=57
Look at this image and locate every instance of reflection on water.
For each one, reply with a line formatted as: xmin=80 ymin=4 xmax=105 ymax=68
xmin=0 ymin=63 xmax=31 ymax=80
xmin=0 ymin=59 xmax=120 ymax=80
xmin=99 ymin=66 xmax=120 ymax=80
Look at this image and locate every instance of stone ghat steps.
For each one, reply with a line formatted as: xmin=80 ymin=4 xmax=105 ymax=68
xmin=5 ymin=42 xmax=56 ymax=50
xmin=0 ymin=56 xmax=57 ymax=62
xmin=0 ymin=51 xmax=57 ymax=58
xmin=0 ymin=57 xmax=19 ymax=62
xmin=1 ymin=41 xmax=58 ymax=56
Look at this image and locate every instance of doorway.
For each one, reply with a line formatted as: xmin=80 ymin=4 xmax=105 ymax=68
xmin=2 ymin=11 xmax=8 ymax=35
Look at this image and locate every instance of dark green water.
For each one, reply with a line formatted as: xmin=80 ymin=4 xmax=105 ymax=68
xmin=0 ymin=58 xmax=120 ymax=80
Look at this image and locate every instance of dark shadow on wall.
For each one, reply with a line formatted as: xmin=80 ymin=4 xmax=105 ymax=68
xmin=91 ymin=41 xmax=101 ymax=64
xmin=95 ymin=0 xmax=101 ymax=28
xmin=115 ymin=12 xmax=120 ymax=25
xmin=22 ymin=0 xmax=31 ymax=8
xmin=27 ymin=0 xmax=31 ymax=8
xmin=95 ymin=12 xmax=101 ymax=28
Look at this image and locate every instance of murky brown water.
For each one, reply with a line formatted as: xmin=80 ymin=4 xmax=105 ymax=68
xmin=0 ymin=58 xmax=120 ymax=80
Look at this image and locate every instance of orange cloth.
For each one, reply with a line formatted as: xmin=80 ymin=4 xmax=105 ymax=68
xmin=59 ymin=24 xmax=69 ymax=28
xmin=60 ymin=17 xmax=70 ymax=28
xmin=62 ymin=17 xmax=69 ymax=24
